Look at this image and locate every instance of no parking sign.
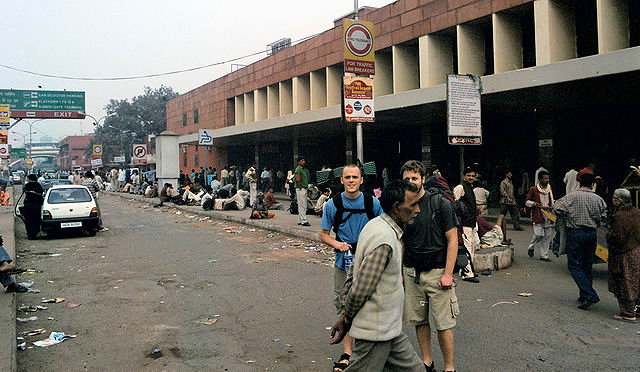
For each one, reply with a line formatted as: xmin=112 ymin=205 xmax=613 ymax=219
xmin=132 ymin=144 xmax=147 ymax=165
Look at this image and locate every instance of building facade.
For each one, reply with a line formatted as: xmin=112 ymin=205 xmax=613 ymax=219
xmin=167 ymin=0 xmax=640 ymax=199
xmin=57 ymin=135 xmax=93 ymax=171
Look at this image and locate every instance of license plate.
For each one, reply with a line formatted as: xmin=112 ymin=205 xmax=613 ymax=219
xmin=60 ymin=222 xmax=82 ymax=228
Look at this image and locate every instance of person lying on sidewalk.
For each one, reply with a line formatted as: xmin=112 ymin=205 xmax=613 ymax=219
xmin=250 ymin=192 xmax=275 ymax=219
xmin=0 ymin=235 xmax=28 ymax=293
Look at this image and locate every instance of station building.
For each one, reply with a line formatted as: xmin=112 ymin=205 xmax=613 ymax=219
xmin=167 ymin=0 xmax=640 ymax=198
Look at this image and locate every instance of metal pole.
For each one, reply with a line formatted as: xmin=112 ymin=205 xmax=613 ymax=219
xmin=354 ymin=0 xmax=364 ymax=164
xmin=354 ymin=0 xmax=359 ymax=19
xmin=203 ymin=146 xmax=207 ymax=185
xmin=459 ymin=146 xmax=465 ymax=184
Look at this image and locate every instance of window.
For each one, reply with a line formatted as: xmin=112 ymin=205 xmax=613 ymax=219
xmin=182 ymin=112 xmax=187 ymax=126
xmin=47 ymin=188 xmax=92 ymax=204
xmin=194 ymin=108 xmax=199 ymax=124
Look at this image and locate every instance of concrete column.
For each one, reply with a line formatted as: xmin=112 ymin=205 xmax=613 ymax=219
xmin=457 ymin=24 xmax=486 ymax=76
xmin=267 ymin=84 xmax=280 ymax=119
xmin=597 ymin=0 xmax=630 ymax=53
xmin=375 ymin=51 xmax=393 ymax=96
xmin=293 ymin=75 xmax=310 ymax=113
xmin=279 ymin=80 xmax=293 ymax=116
xmin=419 ymin=34 xmax=453 ymax=88
xmin=326 ymin=65 xmax=343 ymax=106
xmin=534 ymin=0 xmax=577 ymax=65
xmin=255 ymin=88 xmax=267 ymax=121
xmin=392 ymin=45 xmax=419 ymax=93
xmin=345 ymin=133 xmax=353 ymax=164
xmin=234 ymin=95 xmax=244 ymax=125
xmin=493 ymin=13 xmax=523 ymax=73
xmin=156 ymin=131 xmax=180 ymax=189
xmin=244 ymin=92 xmax=255 ymax=123
xmin=310 ymin=70 xmax=327 ymax=110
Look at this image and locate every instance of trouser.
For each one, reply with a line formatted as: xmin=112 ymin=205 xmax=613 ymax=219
xmin=617 ymin=298 xmax=639 ymax=318
xmin=527 ymin=224 xmax=553 ymax=259
xmin=461 ymin=225 xmax=478 ymax=278
xmin=95 ymin=199 xmax=104 ymax=228
xmin=261 ymin=178 xmax=270 ymax=193
xmin=552 ymin=215 xmax=567 ymax=256
xmin=345 ymin=333 xmax=424 ymax=372
xmin=249 ymin=182 xmax=257 ymax=206
xmin=499 ymin=203 xmax=521 ymax=228
xmin=0 ymin=271 xmax=15 ymax=287
xmin=296 ymin=188 xmax=308 ymax=223
xmin=22 ymin=204 xmax=41 ymax=239
xmin=566 ymin=228 xmax=599 ymax=303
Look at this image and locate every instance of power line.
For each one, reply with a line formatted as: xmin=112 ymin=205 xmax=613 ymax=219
xmin=0 ymin=33 xmax=320 ymax=81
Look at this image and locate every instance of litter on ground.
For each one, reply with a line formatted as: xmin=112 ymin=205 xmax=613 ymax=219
xmin=33 ymin=332 xmax=76 ymax=347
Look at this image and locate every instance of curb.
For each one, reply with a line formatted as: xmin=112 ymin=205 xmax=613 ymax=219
xmin=0 ymin=186 xmax=17 ymax=372
xmin=106 ymin=192 xmax=322 ymax=243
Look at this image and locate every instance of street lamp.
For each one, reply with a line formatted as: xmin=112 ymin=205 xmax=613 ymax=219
xmin=78 ymin=112 xmax=114 ymax=133
xmin=16 ymin=119 xmax=44 ymax=169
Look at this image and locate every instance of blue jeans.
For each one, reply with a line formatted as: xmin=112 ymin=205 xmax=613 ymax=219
xmin=566 ymin=228 xmax=599 ymax=303
xmin=0 ymin=245 xmax=15 ymax=288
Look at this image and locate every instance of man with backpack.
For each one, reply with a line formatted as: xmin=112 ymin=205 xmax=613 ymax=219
xmin=401 ymin=160 xmax=460 ymax=372
xmin=321 ymin=164 xmax=383 ymax=372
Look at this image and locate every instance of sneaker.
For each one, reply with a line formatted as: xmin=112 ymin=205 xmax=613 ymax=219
xmin=300 ymin=221 xmax=311 ymax=227
xmin=527 ymin=249 xmax=534 ymax=258
xmin=462 ymin=277 xmax=479 ymax=283
xmin=98 ymin=227 xmax=109 ymax=232
xmin=539 ymin=257 xmax=551 ymax=262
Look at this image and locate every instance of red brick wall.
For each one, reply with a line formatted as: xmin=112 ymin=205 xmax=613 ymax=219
xmin=167 ymin=0 xmax=533 ymax=134
xmin=58 ymin=135 xmax=93 ymax=170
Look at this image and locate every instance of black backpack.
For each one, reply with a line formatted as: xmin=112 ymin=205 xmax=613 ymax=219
xmin=288 ymin=200 xmax=298 ymax=214
xmin=331 ymin=192 xmax=376 ymax=243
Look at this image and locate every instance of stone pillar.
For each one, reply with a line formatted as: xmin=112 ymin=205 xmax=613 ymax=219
xmin=156 ymin=131 xmax=179 ymax=189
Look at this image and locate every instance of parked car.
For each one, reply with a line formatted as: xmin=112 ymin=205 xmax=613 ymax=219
xmin=15 ymin=185 xmax=99 ymax=237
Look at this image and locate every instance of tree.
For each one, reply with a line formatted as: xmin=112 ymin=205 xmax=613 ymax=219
xmin=88 ymin=85 xmax=179 ymax=165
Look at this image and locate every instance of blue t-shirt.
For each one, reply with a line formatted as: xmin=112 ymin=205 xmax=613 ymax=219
xmin=321 ymin=192 xmax=383 ymax=271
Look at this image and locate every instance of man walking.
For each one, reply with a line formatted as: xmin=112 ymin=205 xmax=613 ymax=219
xmin=499 ymin=170 xmax=522 ymax=231
xmin=260 ymin=167 xmax=272 ymax=193
xmin=453 ymin=167 xmax=480 ymax=283
xmin=401 ymin=161 xmax=459 ymax=372
xmin=321 ymin=164 xmax=383 ymax=371
xmin=330 ymin=180 xmax=423 ymax=372
xmin=525 ymin=171 xmax=554 ymax=261
xmin=554 ymin=171 xmax=607 ymax=309
xmin=294 ymin=157 xmax=310 ymax=226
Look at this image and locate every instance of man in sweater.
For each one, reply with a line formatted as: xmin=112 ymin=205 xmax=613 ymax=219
xmin=330 ymin=180 xmax=423 ymax=371
xmin=525 ymin=170 xmax=554 ymax=261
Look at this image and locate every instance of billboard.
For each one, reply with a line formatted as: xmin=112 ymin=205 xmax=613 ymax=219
xmin=446 ymin=74 xmax=482 ymax=145
xmin=344 ymin=77 xmax=374 ymax=123
xmin=343 ymin=19 xmax=375 ymax=75
xmin=0 ymin=89 xmax=85 ymax=119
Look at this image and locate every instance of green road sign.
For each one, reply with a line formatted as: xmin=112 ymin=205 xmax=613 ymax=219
xmin=0 ymin=89 xmax=85 ymax=119
xmin=11 ymin=147 xmax=26 ymax=158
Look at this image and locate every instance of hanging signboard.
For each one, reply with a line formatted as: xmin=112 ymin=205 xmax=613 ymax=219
xmin=0 ymin=144 xmax=8 ymax=159
xmin=0 ymin=104 xmax=9 ymax=126
xmin=446 ymin=74 xmax=482 ymax=145
xmin=0 ymin=89 xmax=85 ymax=119
xmin=11 ymin=147 xmax=26 ymax=158
xmin=198 ymin=129 xmax=213 ymax=146
xmin=132 ymin=144 xmax=147 ymax=165
xmin=90 ymin=158 xmax=103 ymax=168
xmin=113 ymin=156 xmax=125 ymax=163
xmin=343 ymin=19 xmax=375 ymax=75
xmin=92 ymin=144 xmax=103 ymax=157
xmin=344 ymin=77 xmax=374 ymax=123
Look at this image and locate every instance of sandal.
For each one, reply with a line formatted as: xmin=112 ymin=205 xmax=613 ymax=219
xmin=332 ymin=353 xmax=350 ymax=372
xmin=612 ymin=314 xmax=637 ymax=323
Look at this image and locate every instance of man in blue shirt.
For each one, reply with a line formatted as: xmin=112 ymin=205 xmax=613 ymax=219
xmin=321 ymin=164 xmax=383 ymax=372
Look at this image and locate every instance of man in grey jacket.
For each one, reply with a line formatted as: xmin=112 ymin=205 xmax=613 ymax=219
xmin=330 ymin=180 xmax=423 ymax=371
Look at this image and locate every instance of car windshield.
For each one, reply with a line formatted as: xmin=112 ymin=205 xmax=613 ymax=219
xmin=47 ymin=188 xmax=92 ymax=204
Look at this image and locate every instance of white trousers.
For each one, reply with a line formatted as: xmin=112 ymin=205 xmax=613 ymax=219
xmin=249 ymin=182 xmax=257 ymax=206
xmin=461 ymin=225 xmax=479 ymax=278
xmin=296 ymin=188 xmax=308 ymax=223
xmin=528 ymin=224 xmax=553 ymax=259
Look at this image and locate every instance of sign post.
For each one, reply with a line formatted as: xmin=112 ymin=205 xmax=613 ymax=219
xmin=132 ymin=144 xmax=148 ymax=165
xmin=198 ymin=129 xmax=213 ymax=184
xmin=0 ymin=89 xmax=85 ymax=119
xmin=344 ymin=77 xmax=374 ymax=123
xmin=0 ymin=104 xmax=9 ymax=127
xmin=92 ymin=144 xmax=103 ymax=157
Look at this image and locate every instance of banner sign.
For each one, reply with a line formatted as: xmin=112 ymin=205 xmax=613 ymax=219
xmin=132 ymin=144 xmax=147 ymax=165
xmin=11 ymin=147 xmax=26 ymax=158
xmin=344 ymin=77 xmax=374 ymax=123
xmin=0 ymin=89 xmax=85 ymax=119
xmin=92 ymin=144 xmax=103 ymax=157
xmin=343 ymin=19 xmax=375 ymax=75
xmin=446 ymin=74 xmax=482 ymax=145
xmin=90 ymin=158 xmax=103 ymax=168
xmin=0 ymin=104 xmax=9 ymax=126
xmin=0 ymin=144 xmax=8 ymax=159
xmin=113 ymin=156 xmax=125 ymax=163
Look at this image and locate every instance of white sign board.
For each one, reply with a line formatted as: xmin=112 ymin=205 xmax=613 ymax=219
xmin=90 ymin=158 xmax=103 ymax=168
xmin=539 ymin=139 xmax=553 ymax=147
xmin=344 ymin=77 xmax=374 ymax=123
xmin=447 ymin=74 xmax=482 ymax=145
xmin=113 ymin=156 xmax=125 ymax=163
xmin=0 ymin=143 xmax=8 ymax=159
xmin=198 ymin=129 xmax=213 ymax=146
xmin=132 ymin=144 xmax=147 ymax=165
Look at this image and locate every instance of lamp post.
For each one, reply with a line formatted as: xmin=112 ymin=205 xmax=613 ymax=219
xmin=17 ymin=119 xmax=44 ymax=171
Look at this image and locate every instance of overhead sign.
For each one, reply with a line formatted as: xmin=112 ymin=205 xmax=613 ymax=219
xmin=92 ymin=144 xmax=103 ymax=157
xmin=0 ymin=104 xmax=9 ymax=126
xmin=0 ymin=144 xmax=8 ymax=159
xmin=90 ymin=158 xmax=103 ymax=168
xmin=198 ymin=129 xmax=213 ymax=146
xmin=0 ymin=89 xmax=85 ymax=119
xmin=132 ymin=144 xmax=147 ymax=165
xmin=344 ymin=19 xmax=375 ymax=75
xmin=344 ymin=77 xmax=374 ymax=123
xmin=113 ymin=156 xmax=125 ymax=163
xmin=446 ymin=74 xmax=482 ymax=145
xmin=11 ymin=147 xmax=26 ymax=158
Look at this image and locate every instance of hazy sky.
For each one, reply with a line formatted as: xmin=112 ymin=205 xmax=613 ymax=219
xmin=2 ymin=0 xmax=393 ymax=145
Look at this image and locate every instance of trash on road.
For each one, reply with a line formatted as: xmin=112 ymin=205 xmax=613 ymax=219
xmin=17 ymin=342 xmax=26 ymax=351
xmin=175 ymin=211 xmax=182 ymax=215
xmin=248 ymin=228 xmax=256 ymax=232
xmin=48 ymin=317 xmax=54 ymax=320
xmin=195 ymin=317 xmax=218 ymax=325
xmin=17 ymin=316 xmax=38 ymax=322
xmin=19 ymin=328 xmax=47 ymax=337
xmin=245 ymin=360 xmax=256 ymax=364
xmin=518 ymin=292 xmax=533 ymax=297
xmin=223 ymin=227 xmax=236 ymax=231
xmin=147 ymin=349 xmax=163 ymax=359
xmin=41 ymin=297 xmax=65 ymax=303
xmin=17 ymin=305 xmax=39 ymax=312
xmin=65 ymin=302 xmax=81 ymax=308
xmin=198 ymin=217 xmax=210 ymax=221
xmin=272 ymin=338 xmax=280 ymax=342
xmin=33 ymin=332 xmax=76 ymax=347
xmin=492 ymin=301 xmax=520 ymax=307
xmin=208 ymin=259 xmax=218 ymax=263
xmin=18 ymin=282 xmax=34 ymax=288
xmin=49 ymin=253 xmax=62 ymax=257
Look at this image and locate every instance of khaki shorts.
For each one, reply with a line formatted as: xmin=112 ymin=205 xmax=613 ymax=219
xmin=403 ymin=267 xmax=459 ymax=331
xmin=333 ymin=266 xmax=347 ymax=314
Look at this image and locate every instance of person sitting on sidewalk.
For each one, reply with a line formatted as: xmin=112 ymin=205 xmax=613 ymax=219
xmin=250 ymin=192 xmax=275 ymax=219
xmin=222 ymin=188 xmax=248 ymax=211
xmin=158 ymin=183 xmax=181 ymax=206
xmin=264 ymin=188 xmax=283 ymax=210
xmin=201 ymin=186 xmax=215 ymax=210
xmin=0 ymin=186 xmax=11 ymax=206
xmin=0 ymin=235 xmax=28 ymax=293
xmin=314 ymin=188 xmax=331 ymax=216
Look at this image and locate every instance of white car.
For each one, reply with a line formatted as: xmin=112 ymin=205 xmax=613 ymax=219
xmin=16 ymin=185 xmax=99 ymax=236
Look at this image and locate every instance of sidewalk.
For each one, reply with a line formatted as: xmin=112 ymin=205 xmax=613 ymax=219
xmin=0 ymin=187 xmax=17 ymax=372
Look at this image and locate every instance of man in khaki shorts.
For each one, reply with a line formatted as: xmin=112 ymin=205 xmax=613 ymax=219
xmin=401 ymin=160 xmax=460 ymax=372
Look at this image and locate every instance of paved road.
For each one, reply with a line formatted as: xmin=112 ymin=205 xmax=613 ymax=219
xmin=13 ymin=193 xmax=639 ymax=371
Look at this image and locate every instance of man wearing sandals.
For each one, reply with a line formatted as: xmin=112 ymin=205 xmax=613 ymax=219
xmin=321 ymin=164 xmax=383 ymax=371
xmin=330 ymin=180 xmax=423 ymax=371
